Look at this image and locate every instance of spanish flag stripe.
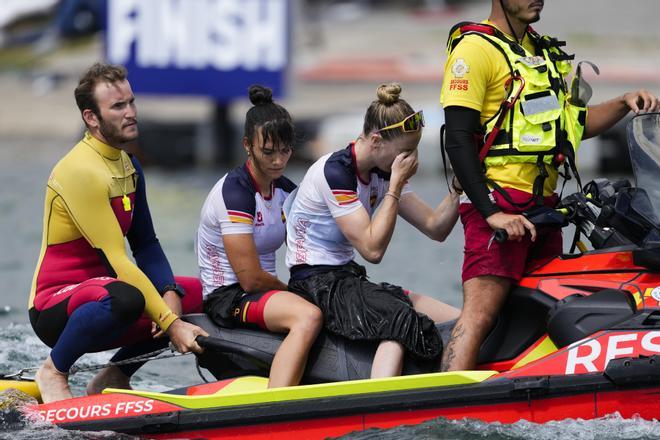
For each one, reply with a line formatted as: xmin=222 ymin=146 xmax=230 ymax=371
xmin=227 ymin=210 xmax=253 ymax=220
xmin=242 ymin=301 xmax=250 ymax=322
xmin=228 ymin=216 xmax=254 ymax=224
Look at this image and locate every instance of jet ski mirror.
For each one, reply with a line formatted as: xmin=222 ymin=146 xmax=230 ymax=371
xmin=583 ymin=178 xmax=632 ymax=206
xmin=569 ymin=61 xmax=600 ymax=107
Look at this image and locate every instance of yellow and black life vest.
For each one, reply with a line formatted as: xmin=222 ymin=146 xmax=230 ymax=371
xmin=446 ymin=22 xmax=587 ymax=202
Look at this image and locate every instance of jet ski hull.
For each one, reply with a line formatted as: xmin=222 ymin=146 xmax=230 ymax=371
xmin=20 ymin=357 xmax=659 ymax=439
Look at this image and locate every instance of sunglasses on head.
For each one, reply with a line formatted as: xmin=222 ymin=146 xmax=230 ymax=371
xmin=377 ymin=110 xmax=425 ymax=133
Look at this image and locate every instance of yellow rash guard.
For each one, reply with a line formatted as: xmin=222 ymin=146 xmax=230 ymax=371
xmin=29 ymin=132 xmax=178 ymax=331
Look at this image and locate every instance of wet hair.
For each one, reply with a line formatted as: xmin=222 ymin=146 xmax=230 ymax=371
xmin=244 ymin=85 xmax=294 ymax=151
xmin=362 ymin=82 xmax=416 ymax=141
xmin=74 ymin=62 xmax=128 ymax=119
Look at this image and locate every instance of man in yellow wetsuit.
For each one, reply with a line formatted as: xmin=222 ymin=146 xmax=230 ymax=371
xmin=440 ymin=0 xmax=659 ymax=371
xmin=29 ymin=62 xmax=208 ymax=403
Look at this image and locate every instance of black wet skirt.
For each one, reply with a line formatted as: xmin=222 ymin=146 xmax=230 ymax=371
xmin=203 ymin=283 xmax=246 ymax=328
xmin=288 ymin=261 xmax=442 ymax=359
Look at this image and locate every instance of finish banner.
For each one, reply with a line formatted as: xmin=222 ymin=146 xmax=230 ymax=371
xmin=105 ymin=0 xmax=289 ymax=100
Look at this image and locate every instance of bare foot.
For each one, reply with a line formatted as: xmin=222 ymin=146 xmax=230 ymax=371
xmin=86 ymin=366 xmax=132 ymax=396
xmin=35 ymin=356 xmax=72 ymax=403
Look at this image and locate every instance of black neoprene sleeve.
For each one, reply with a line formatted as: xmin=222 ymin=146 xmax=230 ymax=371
xmin=444 ymin=106 xmax=500 ymax=219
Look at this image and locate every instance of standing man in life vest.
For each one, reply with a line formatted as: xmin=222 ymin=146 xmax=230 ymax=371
xmin=440 ymin=0 xmax=659 ymax=371
xmin=29 ymin=62 xmax=208 ymax=402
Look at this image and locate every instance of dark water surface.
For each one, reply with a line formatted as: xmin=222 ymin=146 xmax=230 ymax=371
xmin=0 ymin=139 xmax=656 ymax=439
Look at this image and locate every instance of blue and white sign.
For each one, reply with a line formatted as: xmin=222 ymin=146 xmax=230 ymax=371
xmin=106 ymin=0 xmax=289 ymax=100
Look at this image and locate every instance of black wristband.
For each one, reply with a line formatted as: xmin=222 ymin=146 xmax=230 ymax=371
xmin=162 ymin=283 xmax=185 ymax=298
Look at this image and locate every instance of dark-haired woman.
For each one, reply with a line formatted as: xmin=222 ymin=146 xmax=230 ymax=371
xmin=197 ymin=85 xmax=322 ymax=388
xmin=285 ymin=83 xmax=461 ymax=378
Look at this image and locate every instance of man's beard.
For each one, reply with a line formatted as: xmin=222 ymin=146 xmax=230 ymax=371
xmin=98 ymin=117 xmax=138 ymax=146
xmin=527 ymin=13 xmax=541 ymax=24
xmin=502 ymin=0 xmax=542 ymax=24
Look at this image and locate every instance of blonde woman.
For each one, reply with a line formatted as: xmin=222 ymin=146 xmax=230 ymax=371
xmin=285 ymin=83 xmax=461 ymax=377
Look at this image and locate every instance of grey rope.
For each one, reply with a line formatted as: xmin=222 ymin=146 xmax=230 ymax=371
xmin=3 ymin=344 xmax=190 ymax=380
xmin=195 ymin=357 xmax=213 ymax=383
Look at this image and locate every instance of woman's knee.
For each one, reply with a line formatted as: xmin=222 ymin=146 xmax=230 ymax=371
xmin=265 ymin=292 xmax=323 ymax=334
xmin=292 ymin=303 xmax=323 ymax=336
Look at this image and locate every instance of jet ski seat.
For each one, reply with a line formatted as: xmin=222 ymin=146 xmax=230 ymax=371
xmin=477 ymin=286 xmax=556 ymax=364
xmin=546 ymin=289 xmax=637 ymax=347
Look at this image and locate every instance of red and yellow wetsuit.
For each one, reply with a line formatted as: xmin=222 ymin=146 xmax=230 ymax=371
xmin=29 ymin=132 xmax=201 ymax=374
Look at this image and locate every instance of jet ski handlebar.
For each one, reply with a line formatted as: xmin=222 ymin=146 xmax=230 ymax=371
xmin=492 ymin=177 xmax=653 ymax=249
xmin=492 ymin=204 xmax=569 ymax=244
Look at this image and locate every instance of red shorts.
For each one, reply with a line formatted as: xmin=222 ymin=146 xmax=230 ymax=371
xmin=459 ymin=188 xmax=563 ymax=283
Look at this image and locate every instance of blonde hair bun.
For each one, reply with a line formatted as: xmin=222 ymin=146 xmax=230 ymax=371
xmin=376 ymin=83 xmax=402 ymax=105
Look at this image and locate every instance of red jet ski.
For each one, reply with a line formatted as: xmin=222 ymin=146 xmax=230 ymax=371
xmin=4 ymin=113 xmax=660 ymax=439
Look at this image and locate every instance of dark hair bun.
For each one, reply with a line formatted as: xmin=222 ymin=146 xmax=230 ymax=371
xmin=249 ymin=84 xmax=273 ymax=106
xmin=376 ymin=83 xmax=402 ymax=105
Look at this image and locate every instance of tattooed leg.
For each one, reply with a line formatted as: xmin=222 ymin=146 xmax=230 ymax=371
xmin=441 ymin=276 xmax=510 ymax=371
xmin=441 ymin=321 xmax=465 ymax=371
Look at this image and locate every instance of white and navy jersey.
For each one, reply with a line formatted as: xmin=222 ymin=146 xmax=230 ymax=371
xmin=285 ymin=144 xmax=410 ymax=268
xmin=197 ymin=163 xmax=296 ymax=297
